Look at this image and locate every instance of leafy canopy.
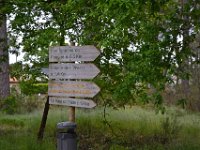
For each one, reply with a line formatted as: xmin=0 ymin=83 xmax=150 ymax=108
xmin=4 ymin=0 xmax=200 ymax=108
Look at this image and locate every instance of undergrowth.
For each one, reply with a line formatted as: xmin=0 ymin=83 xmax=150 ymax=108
xmin=0 ymin=106 xmax=200 ymax=149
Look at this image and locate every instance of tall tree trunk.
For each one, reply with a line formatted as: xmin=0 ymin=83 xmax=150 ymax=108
xmin=0 ymin=4 xmax=10 ymax=99
xmin=180 ymin=0 xmax=191 ymax=109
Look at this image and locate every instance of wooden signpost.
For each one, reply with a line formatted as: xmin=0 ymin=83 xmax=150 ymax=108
xmin=49 ymin=45 xmax=100 ymax=62
xmin=49 ymin=97 xmax=96 ymax=108
xmin=49 ymin=63 xmax=100 ymax=79
xmin=48 ymin=45 xmax=100 ymax=122
xmin=48 ymin=80 xmax=100 ymax=98
xmin=38 ymin=45 xmax=100 ymax=140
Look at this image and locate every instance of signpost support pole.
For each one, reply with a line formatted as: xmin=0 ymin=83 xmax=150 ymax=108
xmin=48 ymin=42 xmax=100 ymax=149
xmin=38 ymin=96 xmax=49 ymax=140
xmin=69 ymin=107 xmax=75 ymax=122
xmin=57 ymin=41 xmax=77 ymax=150
xmin=69 ymin=41 xmax=76 ymax=123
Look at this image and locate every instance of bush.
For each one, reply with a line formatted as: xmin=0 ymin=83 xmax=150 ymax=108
xmin=23 ymin=95 xmax=42 ymax=112
xmin=2 ymin=95 xmax=17 ymax=114
xmin=34 ymin=83 xmax=48 ymax=94
xmin=0 ymin=87 xmax=45 ymax=114
xmin=19 ymin=81 xmax=48 ymax=95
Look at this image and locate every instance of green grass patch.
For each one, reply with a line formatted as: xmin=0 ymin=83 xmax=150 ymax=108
xmin=0 ymin=106 xmax=200 ymax=149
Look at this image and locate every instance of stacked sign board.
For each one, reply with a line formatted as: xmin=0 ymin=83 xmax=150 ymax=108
xmin=48 ymin=45 xmax=100 ymax=108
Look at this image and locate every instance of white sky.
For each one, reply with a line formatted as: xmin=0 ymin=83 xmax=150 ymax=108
xmin=9 ymin=53 xmax=24 ymax=64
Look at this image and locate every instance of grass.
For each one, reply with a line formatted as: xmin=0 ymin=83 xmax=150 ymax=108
xmin=0 ymin=105 xmax=200 ymax=149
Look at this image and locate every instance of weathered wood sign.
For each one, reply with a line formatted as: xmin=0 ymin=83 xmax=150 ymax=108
xmin=49 ymin=97 xmax=96 ymax=108
xmin=39 ymin=45 xmax=101 ymax=140
xmin=49 ymin=63 xmax=100 ymax=79
xmin=49 ymin=45 xmax=100 ymax=62
xmin=48 ymin=45 xmax=100 ymax=109
xmin=48 ymin=81 xmax=100 ymax=98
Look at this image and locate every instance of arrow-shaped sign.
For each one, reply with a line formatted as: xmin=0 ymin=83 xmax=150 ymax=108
xmin=49 ymin=97 xmax=96 ymax=108
xmin=49 ymin=63 xmax=100 ymax=79
xmin=49 ymin=45 xmax=100 ymax=62
xmin=48 ymin=80 xmax=100 ymax=98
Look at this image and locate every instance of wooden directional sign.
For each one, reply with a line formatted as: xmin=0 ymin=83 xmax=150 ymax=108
xmin=49 ymin=97 xmax=96 ymax=108
xmin=49 ymin=63 xmax=100 ymax=79
xmin=48 ymin=80 xmax=100 ymax=98
xmin=49 ymin=45 xmax=100 ymax=62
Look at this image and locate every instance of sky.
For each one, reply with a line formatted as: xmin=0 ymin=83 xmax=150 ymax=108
xmin=9 ymin=53 xmax=24 ymax=64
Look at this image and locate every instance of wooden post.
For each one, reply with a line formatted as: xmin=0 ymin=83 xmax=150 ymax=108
xmin=69 ymin=107 xmax=75 ymax=122
xmin=38 ymin=96 xmax=49 ymax=140
xmin=69 ymin=41 xmax=76 ymax=123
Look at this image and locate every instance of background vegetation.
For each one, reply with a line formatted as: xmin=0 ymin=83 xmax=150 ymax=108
xmin=1 ymin=105 xmax=200 ymax=150
xmin=0 ymin=0 xmax=200 ymax=149
xmin=3 ymin=0 xmax=199 ymax=110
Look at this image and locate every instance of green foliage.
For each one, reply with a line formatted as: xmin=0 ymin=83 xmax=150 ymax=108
xmin=34 ymin=83 xmax=48 ymax=94
xmin=1 ymin=87 xmax=44 ymax=114
xmin=19 ymin=81 xmax=36 ymax=95
xmin=1 ymin=106 xmax=200 ymax=149
xmin=19 ymin=81 xmax=48 ymax=95
xmin=23 ymin=94 xmax=42 ymax=112
xmin=1 ymin=95 xmax=17 ymax=114
xmin=3 ymin=0 xmax=200 ymax=108
xmin=0 ymin=118 xmax=24 ymax=127
xmin=9 ymin=61 xmax=23 ymax=79
xmin=161 ymin=115 xmax=181 ymax=140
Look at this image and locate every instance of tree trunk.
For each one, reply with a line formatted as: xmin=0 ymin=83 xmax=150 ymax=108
xmin=180 ymin=0 xmax=191 ymax=109
xmin=0 ymin=7 xmax=10 ymax=99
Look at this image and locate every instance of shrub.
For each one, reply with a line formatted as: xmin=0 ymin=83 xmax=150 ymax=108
xmin=19 ymin=81 xmax=48 ymax=95
xmin=33 ymin=83 xmax=48 ymax=94
xmin=0 ymin=86 xmax=45 ymax=114
xmin=23 ymin=95 xmax=42 ymax=112
xmin=2 ymin=95 xmax=17 ymax=114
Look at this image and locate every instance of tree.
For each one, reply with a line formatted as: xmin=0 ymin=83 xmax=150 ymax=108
xmin=7 ymin=0 xmax=200 ymax=109
xmin=0 ymin=0 xmax=10 ymax=99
